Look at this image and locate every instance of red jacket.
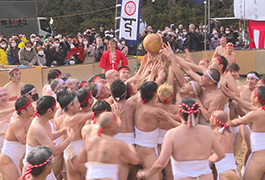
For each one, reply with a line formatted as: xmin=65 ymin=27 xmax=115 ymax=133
xmin=99 ymin=49 xmax=128 ymax=71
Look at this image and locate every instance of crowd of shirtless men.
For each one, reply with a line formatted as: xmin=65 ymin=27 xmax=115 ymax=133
xmin=0 ymin=41 xmax=265 ymax=180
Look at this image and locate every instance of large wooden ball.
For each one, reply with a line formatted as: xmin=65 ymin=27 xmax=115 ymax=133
xmin=143 ymin=33 xmax=162 ymax=54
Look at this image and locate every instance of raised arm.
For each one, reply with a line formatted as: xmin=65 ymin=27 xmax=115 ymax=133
xmin=228 ymin=111 xmax=255 ymax=127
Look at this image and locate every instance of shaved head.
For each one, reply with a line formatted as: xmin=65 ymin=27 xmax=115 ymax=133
xmin=212 ymin=110 xmax=228 ymax=125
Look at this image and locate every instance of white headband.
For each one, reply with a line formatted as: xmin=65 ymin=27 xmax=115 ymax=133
xmin=247 ymin=73 xmax=259 ymax=80
xmin=114 ymin=91 xmax=126 ymax=101
xmin=26 ymin=88 xmax=36 ymax=95
xmin=206 ymin=69 xmax=220 ymax=88
xmin=54 ymin=79 xmax=64 ymax=93
xmin=62 ymin=96 xmax=77 ymax=112
xmin=190 ymin=81 xmax=198 ymax=97
xmin=95 ymin=83 xmax=102 ymax=98
xmin=0 ymin=91 xmax=8 ymax=95
xmin=69 ymin=78 xmax=77 ymax=82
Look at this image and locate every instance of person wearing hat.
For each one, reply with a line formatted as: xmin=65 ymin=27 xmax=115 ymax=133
xmin=29 ymin=34 xmax=36 ymax=44
xmin=209 ymin=31 xmax=220 ymax=50
xmin=98 ymin=24 xmax=105 ymax=38
xmin=99 ymin=39 xmax=128 ymax=73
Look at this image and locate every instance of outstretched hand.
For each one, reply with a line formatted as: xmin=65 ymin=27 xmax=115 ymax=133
xmin=136 ymin=169 xmax=146 ymax=179
xmin=161 ymin=42 xmax=175 ymax=60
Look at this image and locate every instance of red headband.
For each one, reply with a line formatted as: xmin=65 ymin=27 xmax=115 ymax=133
xmin=216 ymin=56 xmax=223 ymax=65
xmin=211 ymin=111 xmax=229 ymax=133
xmin=119 ymin=67 xmax=130 ymax=73
xmin=106 ymin=71 xmax=117 ymax=79
xmin=200 ymin=59 xmax=210 ymax=64
xmin=33 ymin=102 xmax=56 ymax=118
xmin=91 ymin=109 xmax=107 ymax=124
xmin=260 ymin=79 xmax=265 ymax=85
xmin=179 ymin=103 xmax=200 ymax=127
xmin=254 ymin=88 xmax=265 ymax=110
xmin=19 ymin=156 xmax=52 ymax=180
xmin=9 ymin=69 xmax=19 ymax=76
xmin=80 ymin=91 xmax=91 ymax=105
xmin=91 ymin=76 xmax=100 ymax=83
xmin=226 ymin=43 xmax=234 ymax=48
xmin=161 ymin=94 xmax=173 ymax=104
xmin=17 ymin=100 xmax=31 ymax=112
xmin=141 ymin=91 xmax=156 ymax=104
xmin=78 ymin=81 xmax=88 ymax=90
xmin=98 ymin=113 xmax=117 ymax=136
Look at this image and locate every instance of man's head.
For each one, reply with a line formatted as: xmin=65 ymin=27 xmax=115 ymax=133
xmin=209 ymin=55 xmax=228 ymax=73
xmin=140 ymin=81 xmax=158 ymax=104
xmin=15 ymin=96 xmax=35 ymax=117
xmin=77 ymin=88 xmax=93 ymax=108
xmin=21 ymin=84 xmax=39 ymax=102
xmin=118 ymin=66 xmax=131 ymax=82
xmin=0 ymin=87 xmax=8 ymax=105
xmin=98 ymin=112 xmax=120 ymax=136
xmin=26 ymin=146 xmax=53 ymax=178
xmin=110 ymin=79 xmax=126 ymax=102
xmin=36 ymin=96 xmax=57 ymax=118
xmin=227 ymin=63 xmax=240 ymax=80
xmin=90 ymin=83 xmax=111 ymax=100
xmin=179 ymin=97 xmax=200 ymax=126
xmin=246 ymin=71 xmax=260 ymax=90
xmin=225 ymin=27 xmax=231 ymax=34
xmin=200 ymin=69 xmax=220 ymax=88
xmin=58 ymin=92 xmax=80 ymax=113
xmin=220 ymin=37 xmax=227 ymax=46
xmin=226 ymin=43 xmax=234 ymax=54
xmin=180 ymin=80 xmax=202 ymax=98
xmin=157 ymin=83 xmax=174 ymax=104
xmin=8 ymin=68 xmax=21 ymax=83
xmin=25 ymin=41 xmax=33 ymax=52
xmin=189 ymin=24 xmax=195 ymax=33
xmin=257 ymin=75 xmax=265 ymax=87
xmin=251 ymin=86 xmax=265 ymax=108
xmin=210 ymin=110 xmax=228 ymax=132
xmin=106 ymin=70 xmax=120 ymax=85
xmin=88 ymin=75 xmax=103 ymax=86
xmin=47 ymin=69 xmax=62 ymax=84
xmin=50 ymin=78 xmax=65 ymax=94
xmin=199 ymin=59 xmax=210 ymax=68
xmin=92 ymin=100 xmax=111 ymax=122
xmin=109 ymin=39 xmax=117 ymax=50
xmin=76 ymin=80 xmax=89 ymax=90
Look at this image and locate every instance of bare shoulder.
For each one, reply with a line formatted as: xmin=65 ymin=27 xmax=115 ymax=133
xmin=3 ymin=82 xmax=11 ymax=88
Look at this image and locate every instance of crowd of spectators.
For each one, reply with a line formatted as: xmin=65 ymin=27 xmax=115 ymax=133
xmin=0 ymin=21 xmax=245 ymax=67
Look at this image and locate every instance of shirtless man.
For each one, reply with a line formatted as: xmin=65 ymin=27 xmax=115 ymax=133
xmin=88 ymin=75 xmax=103 ymax=87
xmin=0 ymin=97 xmax=34 ymax=180
xmin=42 ymin=69 xmax=62 ymax=96
xmin=105 ymin=70 xmax=120 ymax=89
xmin=156 ymin=83 xmax=180 ymax=180
xmin=0 ymin=88 xmax=15 ymax=151
xmin=110 ymin=79 xmax=135 ymax=179
xmin=3 ymin=68 xmax=24 ymax=101
xmin=50 ymin=78 xmax=65 ymax=98
xmin=118 ymin=66 xmax=131 ymax=82
xmin=76 ymin=80 xmax=89 ymax=91
xmin=78 ymin=112 xmax=139 ymax=180
xmin=212 ymin=37 xmax=227 ymax=59
xmin=228 ymin=86 xmax=265 ymax=180
xmin=210 ymin=110 xmax=239 ymax=180
xmin=77 ymin=88 xmax=94 ymax=112
xmin=134 ymin=81 xmax=180 ymax=180
xmin=222 ymin=43 xmax=236 ymax=65
xmin=81 ymin=100 xmax=112 ymax=141
xmin=55 ymin=92 xmax=94 ymax=179
xmin=25 ymin=96 xmax=74 ymax=180
xmin=237 ymin=71 xmax=260 ymax=168
xmin=137 ymin=97 xmax=225 ymax=180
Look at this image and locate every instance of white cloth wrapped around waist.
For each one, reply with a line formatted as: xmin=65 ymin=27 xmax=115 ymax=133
xmin=49 ymin=121 xmax=62 ymax=145
xmin=223 ymin=102 xmax=230 ymax=115
xmin=64 ymin=139 xmax=84 ymax=161
xmin=23 ymin=144 xmax=56 ymax=180
xmin=134 ymin=126 xmax=159 ymax=148
xmin=85 ymin=162 xmax=118 ymax=180
xmin=215 ymin=153 xmax=237 ymax=175
xmin=171 ymin=157 xmax=212 ymax=178
xmin=247 ymin=125 xmax=265 ymax=152
xmin=2 ymin=139 xmax=25 ymax=175
xmin=158 ymin=129 xmax=167 ymax=144
xmin=113 ymin=132 xmax=134 ymax=145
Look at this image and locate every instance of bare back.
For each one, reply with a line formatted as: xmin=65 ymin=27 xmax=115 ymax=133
xmin=3 ymin=82 xmax=24 ymax=99
xmin=213 ymin=129 xmax=234 ymax=153
xmin=156 ymin=103 xmax=178 ymax=130
xmin=170 ymin=124 xmax=215 ymax=161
